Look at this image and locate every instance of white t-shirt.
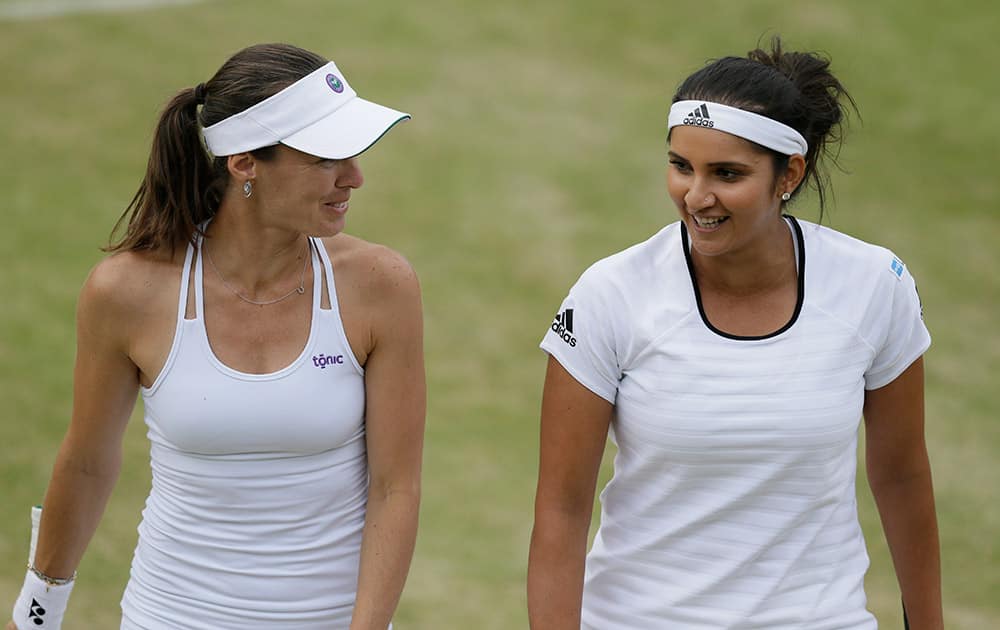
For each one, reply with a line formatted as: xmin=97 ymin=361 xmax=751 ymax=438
xmin=540 ymin=217 xmax=930 ymax=629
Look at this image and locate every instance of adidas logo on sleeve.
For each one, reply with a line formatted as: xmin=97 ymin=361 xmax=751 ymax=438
xmin=682 ymin=103 xmax=714 ymax=128
xmin=551 ymin=308 xmax=577 ymax=347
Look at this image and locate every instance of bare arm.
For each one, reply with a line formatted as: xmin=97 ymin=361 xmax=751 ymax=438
xmin=864 ymin=356 xmax=943 ymax=630
xmin=31 ymin=262 xmax=140 ymax=579
xmin=527 ymin=356 xmax=613 ymax=629
xmin=349 ymin=252 xmax=425 ymax=630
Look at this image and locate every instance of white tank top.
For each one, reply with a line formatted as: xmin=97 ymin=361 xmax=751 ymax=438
xmin=121 ymin=235 xmax=368 ymax=629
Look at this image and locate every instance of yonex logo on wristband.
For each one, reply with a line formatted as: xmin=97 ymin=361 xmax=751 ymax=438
xmin=28 ymin=597 xmax=46 ymax=625
xmin=682 ymin=103 xmax=714 ymax=128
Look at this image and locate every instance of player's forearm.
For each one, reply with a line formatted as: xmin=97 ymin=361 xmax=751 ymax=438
xmin=870 ymin=467 xmax=943 ymax=629
xmin=32 ymin=441 xmax=123 ymax=578
xmin=527 ymin=510 xmax=590 ymax=629
xmin=349 ymin=484 xmax=420 ymax=630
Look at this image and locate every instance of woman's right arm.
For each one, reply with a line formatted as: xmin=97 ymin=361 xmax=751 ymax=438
xmin=8 ymin=259 xmax=141 ymax=628
xmin=30 ymin=261 xmax=141 ymax=581
xmin=527 ymin=355 xmax=613 ymax=629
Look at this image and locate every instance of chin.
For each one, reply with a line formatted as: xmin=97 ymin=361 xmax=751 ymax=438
xmin=318 ymin=217 xmax=348 ymax=237
xmin=691 ymin=244 xmax=724 ymax=258
xmin=689 ymin=234 xmax=732 ymax=258
xmin=310 ymin=228 xmax=344 ymax=239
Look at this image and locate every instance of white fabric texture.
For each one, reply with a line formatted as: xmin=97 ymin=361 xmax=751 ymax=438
xmin=122 ymin=236 xmax=368 ymax=629
xmin=668 ymin=100 xmax=808 ymax=156
xmin=540 ymin=217 xmax=930 ymax=629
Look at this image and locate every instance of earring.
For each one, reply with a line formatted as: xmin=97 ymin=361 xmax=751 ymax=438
xmin=781 ymin=192 xmax=791 ymax=201
xmin=243 ymin=180 xmax=253 ymax=198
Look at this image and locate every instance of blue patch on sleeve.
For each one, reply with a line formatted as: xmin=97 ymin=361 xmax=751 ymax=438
xmin=890 ymin=257 xmax=905 ymax=278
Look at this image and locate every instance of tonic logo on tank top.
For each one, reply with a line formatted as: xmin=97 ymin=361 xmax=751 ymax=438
xmin=312 ymin=353 xmax=345 ymax=369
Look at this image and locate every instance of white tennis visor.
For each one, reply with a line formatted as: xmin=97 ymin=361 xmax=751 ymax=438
xmin=202 ymin=61 xmax=410 ymax=159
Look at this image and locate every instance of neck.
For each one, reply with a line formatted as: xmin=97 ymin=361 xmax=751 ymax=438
xmin=203 ymin=208 xmax=310 ymax=291
xmin=690 ymin=217 xmax=796 ymax=296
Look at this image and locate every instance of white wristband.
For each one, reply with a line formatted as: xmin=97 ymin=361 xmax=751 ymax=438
xmin=12 ymin=569 xmax=74 ymax=629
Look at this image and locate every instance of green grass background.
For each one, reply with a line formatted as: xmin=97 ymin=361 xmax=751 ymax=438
xmin=1 ymin=0 xmax=997 ymax=627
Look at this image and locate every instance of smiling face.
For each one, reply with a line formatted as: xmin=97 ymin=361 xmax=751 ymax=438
xmin=241 ymin=144 xmax=364 ymax=237
xmin=667 ymin=125 xmax=803 ymax=260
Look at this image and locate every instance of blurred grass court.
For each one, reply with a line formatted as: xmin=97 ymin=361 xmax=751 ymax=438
xmin=1 ymin=0 xmax=997 ymax=628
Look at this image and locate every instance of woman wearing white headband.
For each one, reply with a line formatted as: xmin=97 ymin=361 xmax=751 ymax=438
xmin=529 ymin=37 xmax=942 ymax=629
xmin=9 ymin=43 xmax=424 ymax=629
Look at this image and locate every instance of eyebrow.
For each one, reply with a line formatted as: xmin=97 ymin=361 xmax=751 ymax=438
xmin=667 ymin=151 xmax=751 ymax=169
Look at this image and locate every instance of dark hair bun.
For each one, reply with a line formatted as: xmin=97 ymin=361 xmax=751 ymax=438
xmin=673 ymin=35 xmax=857 ymax=215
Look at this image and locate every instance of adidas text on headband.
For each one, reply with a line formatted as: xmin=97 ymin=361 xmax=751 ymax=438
xmin=668 ymin=100 xmax=808 ymax=156
xmin=202 ymin=61 xmax=410 ymax=160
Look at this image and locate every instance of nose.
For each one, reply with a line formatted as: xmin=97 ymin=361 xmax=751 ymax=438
xmin=336 ymin=158 xmax=364 ymax=189
xmin=683 ymin=178 xmax=715 ymax=212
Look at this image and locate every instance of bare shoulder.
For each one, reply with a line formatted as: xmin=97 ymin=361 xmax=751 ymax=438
xmin=80 ymin=247 xmax=185 ymax=330
xmin=320 ymin=234 xmax=421 ymax=302
xmin=316 ymin=235 xmax=421 ymax=363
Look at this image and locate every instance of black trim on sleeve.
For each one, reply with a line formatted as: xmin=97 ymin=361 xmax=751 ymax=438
xmin=681 ymin=215 xmax=806 ymax=341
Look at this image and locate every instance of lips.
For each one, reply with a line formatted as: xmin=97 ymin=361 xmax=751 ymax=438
xmin=693 ymin=215 xmax=728 ymax=229
xmin=325 ymin=200 xmax=349 ymax=214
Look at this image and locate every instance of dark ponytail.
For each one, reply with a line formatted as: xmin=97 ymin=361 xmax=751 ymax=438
xmin=106 ymin=43 xmax=328 ymax=253
xmin=671 ymin=35 xmax=857 ymax=218
xmin=106 ymin=88 xmax=216 ymax=253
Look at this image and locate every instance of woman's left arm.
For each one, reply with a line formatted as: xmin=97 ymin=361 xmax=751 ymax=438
xmin=350 ymin=249 xmax=426 ymax=630
xmin=863 ymin=356 xmax=943 ymax=630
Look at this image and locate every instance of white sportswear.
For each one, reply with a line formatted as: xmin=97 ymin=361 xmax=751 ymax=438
xmin=122 ymin=235 xmax=368 ymax=629
xmin=541 ymin=217 xmax=930 ymax=629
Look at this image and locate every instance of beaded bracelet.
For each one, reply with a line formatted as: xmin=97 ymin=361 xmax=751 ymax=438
xmin=28 ymin=564 xmax=77 ymax=586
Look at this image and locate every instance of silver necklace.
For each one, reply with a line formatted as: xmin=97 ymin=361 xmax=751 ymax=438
xmin=204 ymin=239 xmax=310 ymax=306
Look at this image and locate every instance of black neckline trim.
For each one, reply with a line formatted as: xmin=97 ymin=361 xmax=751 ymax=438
xmin=680 ymin=215 xmax=805 ymax=341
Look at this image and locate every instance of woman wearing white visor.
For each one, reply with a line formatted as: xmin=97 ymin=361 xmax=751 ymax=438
xmin=9 ymin=43 xmax=424 ymax=629
xmin=529 ymin=37 xmax=942 ymax=629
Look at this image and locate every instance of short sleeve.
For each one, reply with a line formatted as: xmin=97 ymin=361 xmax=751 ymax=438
xmin=540 ymin=270 xmax=621 ymax=404
xmin=864 ymin=256 xmax=931 ymax=390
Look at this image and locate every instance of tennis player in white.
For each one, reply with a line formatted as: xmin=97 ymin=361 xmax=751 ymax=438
xmin=528 ymin=37 xmax=943 ymax=629
xmin=9 ymin=43 xmax=424 ymax=629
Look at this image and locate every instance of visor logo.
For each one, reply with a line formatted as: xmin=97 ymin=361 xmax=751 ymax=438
xmin=326 ymin=73 xmax=345 ymax=93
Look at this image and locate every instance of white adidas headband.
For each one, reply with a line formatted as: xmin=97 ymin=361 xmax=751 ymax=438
xmin=202 ymin=61 xmax=409 ymax=159
xmin=668 ymin=100 xmax=808 ymax=156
